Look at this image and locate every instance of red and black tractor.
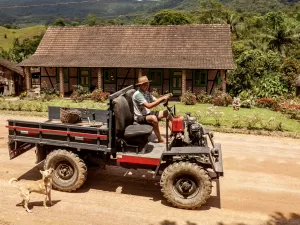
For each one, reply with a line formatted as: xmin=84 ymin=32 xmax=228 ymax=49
xmin=7 ymin=85 xmax=223 ymax=209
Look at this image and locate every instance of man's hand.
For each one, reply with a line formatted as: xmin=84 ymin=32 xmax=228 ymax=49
xmin=161 ymin=93 xmax=172 ymax=101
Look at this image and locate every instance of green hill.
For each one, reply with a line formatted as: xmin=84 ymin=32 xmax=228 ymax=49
xmin=0 ymin=0 xmax=298 ymax=26
xmin=0 ymin=25 xmax=45 ymax=50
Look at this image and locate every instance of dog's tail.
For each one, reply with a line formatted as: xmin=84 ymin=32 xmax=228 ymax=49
xmin=8 ymin=178 xmax=19 ymax=188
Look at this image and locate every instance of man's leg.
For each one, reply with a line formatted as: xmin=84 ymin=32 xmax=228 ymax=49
xmin=145 ymin=115 xmax=166 ymax=143
xmin=158 ymin=110 xmax=173 ymax=131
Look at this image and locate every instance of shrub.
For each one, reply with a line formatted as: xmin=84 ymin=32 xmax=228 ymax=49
xmin=239 ymin=90 xmax=256 ymax=108
xmin=8 ymin=101 xmax=21 ymax=111
xmin=70 ymin=91 xmax=85 ymax=102
xmin=180 ymin=90 xmax=197 ymax=105
xmin=71 ymin=85 xmax=90 ymax=102
xmin=19 ymin=91 xmax=27 ymax=100
xmin=231 ymin=115 xmax=243 ymax=128
xmin=277 ymin=101 xmax=300 ymax=119
xmin=39 ymin=87 xmax=59 ymax=101
xmin=151 ymin=88 xmax=161 ymax=98
xmin=257 ymin=98 xmax=278 ymax=109
xmin=20 ymin=101 xmax=33 ymax=111
xmin=91 ymin=89 xmax=109 ymax=102
xmin=253 ymin=73 xmax=288 ymax=98
xmin=262 ymin=117 xmax=283 ymax=131
xmin=212 ymin=90 xmax=232 ymax=107
xmin=206 ymin=106 xmax=224 ymax=126
xmin=246 ymin=113 xmax=263 ymax=130
xmin=42 ymin=104 xmax=49 ymax=112
xmin=0 ymin=101 xmax=9 ymax=110
xmin=196 ymin=90 xmax=213 ymax=104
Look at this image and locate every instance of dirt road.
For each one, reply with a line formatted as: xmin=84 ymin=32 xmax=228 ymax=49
xmin=0 ymin=115 xmax=299 ymax=225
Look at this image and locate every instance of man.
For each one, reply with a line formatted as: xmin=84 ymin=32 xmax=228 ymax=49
xmin=132 ymin=76 xmax=172 ymax=143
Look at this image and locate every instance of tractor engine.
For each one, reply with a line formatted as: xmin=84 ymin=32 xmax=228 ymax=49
xmin=171 ymin=113 xmax=207 ymax=147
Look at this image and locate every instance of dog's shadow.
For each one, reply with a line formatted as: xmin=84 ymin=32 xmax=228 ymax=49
xmin=16 ymin=200 xmax=61 ymax=210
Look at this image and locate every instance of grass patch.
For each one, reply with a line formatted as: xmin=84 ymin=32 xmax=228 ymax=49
xmin=0 ymin=99 xmax=299 ymax=135
xmin=0 ymin=110 xmax=47 ymax=117
xmin=0 ymin=25 xmax=46 ymax=50
xmin=155 ymin=103 xmax=300 ymax=134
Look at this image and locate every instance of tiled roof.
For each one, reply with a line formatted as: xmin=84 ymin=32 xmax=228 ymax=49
xmin=19 ymin=25 xmax=235 ymax=69
xmin=0 ymin=58 xmax=24 ymax=76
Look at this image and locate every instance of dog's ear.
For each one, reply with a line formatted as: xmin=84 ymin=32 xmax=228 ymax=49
xmin=40 ymin=170 xmax=44 ymax=175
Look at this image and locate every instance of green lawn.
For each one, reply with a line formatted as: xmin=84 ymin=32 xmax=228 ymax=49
xmin=1 ymin=99 xmax=299 ymax=135
xmin=0 ymin=26 xmax=46 ymax=50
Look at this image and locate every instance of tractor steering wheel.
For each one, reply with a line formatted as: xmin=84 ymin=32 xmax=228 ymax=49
xmin=163 ymin=95 xmax=175 ymax=117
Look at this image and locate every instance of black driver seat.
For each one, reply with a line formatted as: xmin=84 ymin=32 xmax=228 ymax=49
xmin=112 ymin=89 xmax=153 ymax=145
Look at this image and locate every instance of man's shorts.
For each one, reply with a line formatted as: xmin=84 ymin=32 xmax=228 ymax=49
xmin=136 ymin=111 xmax=159 ymax=125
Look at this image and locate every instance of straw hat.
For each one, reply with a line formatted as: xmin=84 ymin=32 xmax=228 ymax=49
xmin=136 ymin=76 xmax=151 ymax=85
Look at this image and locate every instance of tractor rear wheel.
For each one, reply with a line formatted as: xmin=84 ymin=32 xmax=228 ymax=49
xmin=160 ymin=161 xmax=212 ymax=209
xmin=44 ymin=149 xmax=87 ymax=192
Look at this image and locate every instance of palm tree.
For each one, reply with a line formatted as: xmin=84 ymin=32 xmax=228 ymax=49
xmin=262 ymin=13 xmax=300 ymax=57
xmin=264 ymin=24 xmax=300 ymax=57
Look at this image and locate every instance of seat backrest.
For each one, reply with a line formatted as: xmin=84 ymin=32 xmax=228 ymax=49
xmin=124 ymin=89 xmax=136 ymax=116
xmin=112 ymin=94 xmax=134 ymax=138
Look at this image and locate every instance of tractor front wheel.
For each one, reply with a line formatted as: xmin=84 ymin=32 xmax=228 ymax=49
xmin=160 ymin=161 xmax=212 ymax=209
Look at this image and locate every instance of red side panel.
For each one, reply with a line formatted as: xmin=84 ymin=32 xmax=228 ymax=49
xmin=117 ymin=155 xmax=160 ymax=166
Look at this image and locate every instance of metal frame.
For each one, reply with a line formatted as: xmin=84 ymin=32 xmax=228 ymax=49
xmin=6 ymin=86 xmax=223 ymax=179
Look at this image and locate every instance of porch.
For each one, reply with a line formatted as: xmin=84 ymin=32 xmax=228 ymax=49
xmin=24 ymin=67 xmax=227 ymax=98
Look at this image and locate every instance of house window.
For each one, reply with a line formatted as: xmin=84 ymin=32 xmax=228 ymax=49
xmin=32 ymin=73 xmax=40 ymax=85
xmin=56 ymin=68 xmax=69 ymax=83
xmin=104 ymin=69 xmax=116 ymax=84
xmin=148 ymin=69 xmax=163 ymax=86
xmin=194 ymin=70 xmax=207 ymax=87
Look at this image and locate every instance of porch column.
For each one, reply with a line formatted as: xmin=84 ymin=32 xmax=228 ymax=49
xmin=182 ymin=69 xmax=186 ymax=96
xmin=138 ymin=68 xmax=143 ymax=77
xmin=25 ymin=67 xmax=31 ymax=91
xmin=97 ymin=67 xmax=103 ymax=90
xmin=221 ymin=70 xmax=226 ymax=92
xmin=59 ymin=67 xmax=64 ymax=98
xmin=296 ymin=76 xmax=300 ymax=96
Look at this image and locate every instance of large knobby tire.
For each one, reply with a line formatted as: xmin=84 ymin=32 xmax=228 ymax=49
xmin=44 ymin=149 xmax=87 ymax=192
xmin=160 ymin=161 xmax=212 ymax=209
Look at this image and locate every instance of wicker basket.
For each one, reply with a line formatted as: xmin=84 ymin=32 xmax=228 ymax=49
xmin=60 ymin=108 xmax=82 ymax=124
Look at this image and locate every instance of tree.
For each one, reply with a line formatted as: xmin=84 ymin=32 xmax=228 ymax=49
xmin=83 ymin=14 xmax=98 ymax=26
xmin=150 ymin=10 xmax=191 ymax=25
xmin=71 ymin=21 xmax=80 ymax=26
xmin=227 ymin=49 xmax=282 ymax=96
xmin=262 ymin=12 xmax=300 ymax=56
xmin=0 ymin=34 xmax=44 ymax=63
xmin=52 ymin=18 xmax=66 ymax=26
xmin=280 ymin=57 xmax=300 ymax=93
xmin=3 ymin=24 xmax=12 ymax=29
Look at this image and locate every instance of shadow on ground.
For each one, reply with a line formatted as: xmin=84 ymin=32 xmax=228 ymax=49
xmin=17 ymin=164 xmax=221 ymax=210
xmin=156 ymin=212 xmax=300 ymax=225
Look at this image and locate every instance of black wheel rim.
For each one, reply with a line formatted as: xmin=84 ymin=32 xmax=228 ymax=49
xmin=173 ymin=176 xmax=200 ymax=199
xmin=54 ymin=161 xmax=75 ymax=180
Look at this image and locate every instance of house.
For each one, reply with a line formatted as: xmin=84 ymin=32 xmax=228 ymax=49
xmin=19 ymin=25 xmax=235 ymax=98
xmin=0 ymin=58 xmax=25 ymax=96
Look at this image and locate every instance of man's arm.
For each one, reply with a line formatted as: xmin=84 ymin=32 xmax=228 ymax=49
xmin=144 ymin=94 xmax=170 ymax=109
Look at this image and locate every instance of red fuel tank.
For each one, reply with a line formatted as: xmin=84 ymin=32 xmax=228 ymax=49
xmin=172 ymin=117 xmax=184 ymax=133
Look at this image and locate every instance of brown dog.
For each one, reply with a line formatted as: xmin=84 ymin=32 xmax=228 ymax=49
xmin=9 ymin=168 xmax=54 ymax=213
